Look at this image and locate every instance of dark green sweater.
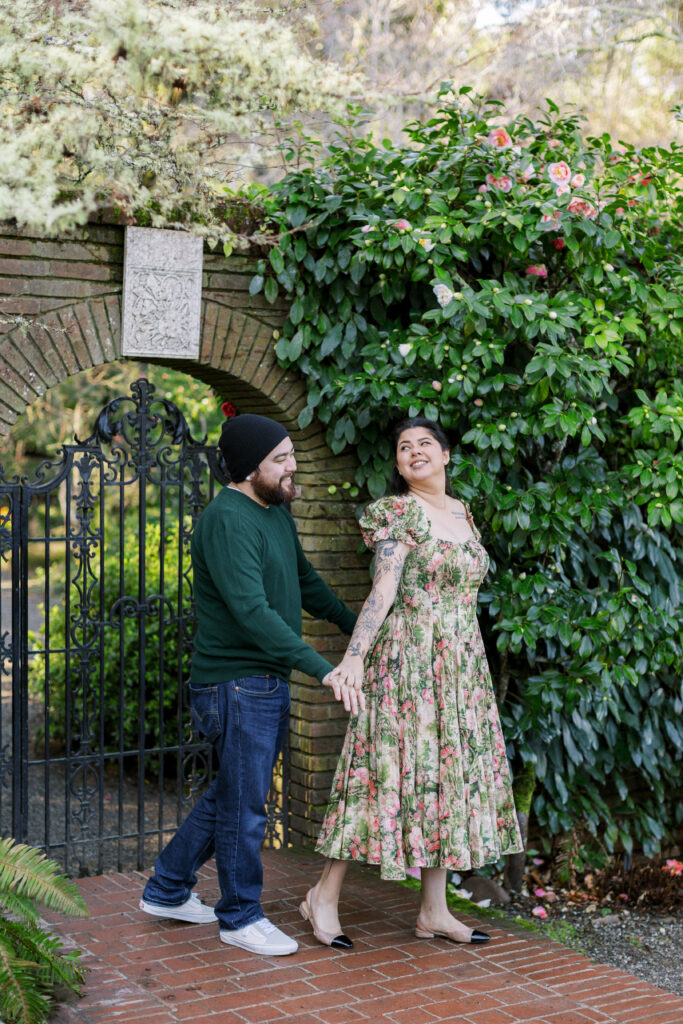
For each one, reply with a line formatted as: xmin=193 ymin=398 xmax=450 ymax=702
xmin=190 ymin=487 xmax=356 ymax=685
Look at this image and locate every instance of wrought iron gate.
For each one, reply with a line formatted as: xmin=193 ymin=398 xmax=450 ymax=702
xmin=0 ymin=378 xmax=288 ymax=875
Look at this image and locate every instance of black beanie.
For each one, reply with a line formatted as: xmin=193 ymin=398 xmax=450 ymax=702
xmin=218 ymin=414 xmax=289 ymax=482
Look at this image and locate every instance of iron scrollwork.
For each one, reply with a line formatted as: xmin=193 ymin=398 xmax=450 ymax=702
xmin=0 ymin=378 xmax=289 ymax=874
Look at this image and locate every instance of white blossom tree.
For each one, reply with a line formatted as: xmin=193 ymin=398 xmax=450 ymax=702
xmin=0 ymin=0 xmax=362 ymax=244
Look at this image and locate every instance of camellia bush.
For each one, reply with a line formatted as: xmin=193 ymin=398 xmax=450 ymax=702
xmin=251 ymin=89 xmax=683 ymax=862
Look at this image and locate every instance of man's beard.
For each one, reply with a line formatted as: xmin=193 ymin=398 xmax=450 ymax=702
xmin=250 ymin=471 xmax=295 ymax=507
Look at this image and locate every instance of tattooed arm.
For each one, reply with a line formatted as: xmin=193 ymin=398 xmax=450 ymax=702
xmin=323 ymin=538 xmax=411 ymax=701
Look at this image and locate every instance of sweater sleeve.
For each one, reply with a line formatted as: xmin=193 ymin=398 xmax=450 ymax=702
xmin=202 ymin=507 xmax=336 ymax=682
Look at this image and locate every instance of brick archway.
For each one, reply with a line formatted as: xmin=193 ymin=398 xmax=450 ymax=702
xmin=0 ymin=223 xmax=369 ymax=846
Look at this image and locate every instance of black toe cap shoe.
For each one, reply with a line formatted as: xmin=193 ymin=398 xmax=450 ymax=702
xmin=330 ymin=933 xmax=354 ymax=950
xmin=470 ymin=930 xmax=491 ymax=944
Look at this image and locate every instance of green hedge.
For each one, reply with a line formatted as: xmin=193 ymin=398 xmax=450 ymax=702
xmin=30 ymin=522 xmax=191 ymax=767
xmin=250 ymin=89 xmax=683 ymax=857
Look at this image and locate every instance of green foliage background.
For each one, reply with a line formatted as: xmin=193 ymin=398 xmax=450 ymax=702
xmin=29 ymin=522 xmax=189 ymax=765
xmin=252 ymin=89 xmax=683 ymax=856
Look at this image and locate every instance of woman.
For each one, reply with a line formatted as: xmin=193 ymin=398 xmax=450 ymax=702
xmin=300 ymin=417 xmax=523 ymax=950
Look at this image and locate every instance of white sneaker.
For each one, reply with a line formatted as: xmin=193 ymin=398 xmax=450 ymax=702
xmin=139 ymin=892 xmax=217 ymax=924
xmin=220 ymin=918 xmax=298 ymax=956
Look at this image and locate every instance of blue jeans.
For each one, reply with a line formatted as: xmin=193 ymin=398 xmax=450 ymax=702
xmin=142 ymin=675 xmax=290 ymax=931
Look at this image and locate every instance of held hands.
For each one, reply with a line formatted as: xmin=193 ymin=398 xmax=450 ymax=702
xmin=322 ymin=655 xmax=366 ymax=715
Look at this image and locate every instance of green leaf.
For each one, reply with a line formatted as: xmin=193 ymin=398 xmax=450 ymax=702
xmin=320 ymin=323 xmax=343 ymax=357
xmin=298 ymin=406 xmax=314 ymax=429
xmin=269 ymin=249 xmax=285 ymax=274
xmin=350 ymin=259 xmax=366 ymax=284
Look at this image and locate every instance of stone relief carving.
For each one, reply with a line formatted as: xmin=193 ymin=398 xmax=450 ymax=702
xmin=122 ymin=227 xmax=203 ymax=359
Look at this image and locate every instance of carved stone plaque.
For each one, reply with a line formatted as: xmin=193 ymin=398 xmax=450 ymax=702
xmin=122 ymin=227 xmax=203 ymax=359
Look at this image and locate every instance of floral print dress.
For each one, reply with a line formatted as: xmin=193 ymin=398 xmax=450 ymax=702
xmin=316 ymin=494 xmax=523 ymax=880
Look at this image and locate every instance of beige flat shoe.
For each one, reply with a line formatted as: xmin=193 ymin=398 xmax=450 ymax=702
xmin=299 ymin=889 xmax=353 ymax=950
xmin=415 ymin=915 xmax=490 ymax=944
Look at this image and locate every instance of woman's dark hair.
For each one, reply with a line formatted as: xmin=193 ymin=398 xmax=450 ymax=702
xmin=388 ymin=417 xmax=453 ymax=495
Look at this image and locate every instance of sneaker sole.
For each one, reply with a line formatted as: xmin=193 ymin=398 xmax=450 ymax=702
xmin=219 ymin=932 xmax=298 ymax=956
xmin=139 ymin=899 xmax=217 ymax=924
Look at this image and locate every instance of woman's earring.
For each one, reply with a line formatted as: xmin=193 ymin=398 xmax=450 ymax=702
xmin=246 ymin=474 xmax=252 ymax=481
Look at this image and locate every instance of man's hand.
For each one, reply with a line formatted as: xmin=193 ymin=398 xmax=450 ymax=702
xmin=323 ymin=663 xmax=366 ymax=714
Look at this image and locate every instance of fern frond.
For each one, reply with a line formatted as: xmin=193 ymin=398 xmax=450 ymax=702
xmin=0 ymin=924 xmax=86 ymax=991
xmin=0 ymin=939 xmax=52 ymax=1024
xmin=0 ymin=923 xmax=85 ymax=1023
xmin=0 ymin=890 xmax=40 ymax=925
xmin=0 ymin=839 xmax=88 ymax=918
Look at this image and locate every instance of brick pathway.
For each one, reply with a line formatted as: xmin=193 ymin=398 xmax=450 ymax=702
xmin=46 ymin=848 xmax=683 ymax=1024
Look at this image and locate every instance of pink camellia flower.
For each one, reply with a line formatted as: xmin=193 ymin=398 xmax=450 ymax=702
xmin=392 ymin=218 xmax=412 ymax=231
xmin=488 ymin=127 xmax=513 ymax=149
xmin=361 ymin=224 xmax=373 ymax=233
xmin=556 ymin=184 xmax=571 ymax=196
xmin=548 ymin=161 xmax=571 ymax=185
xmin=478 ymin=183 xmax=488 ymax=193
xmin=519 ymin=164 xmax=535 ymax=183
xmin=552 ymin=237 xmax=565 ymax=250
xmin=485 ymin=173 xmax=513 ymax=193
xmin=531 ymin=906 xmax=548 ymax=919
xmin=539 ymin=211 xmax=561 ymax=231
xmin=534 ymin=888 xmax=547 ymax=897
xmin=663 ymin=859 xmax=683 ymax=877
xmin=568 ymin=197 xmax=598 ymax=219
xmin=570 ymin=173 xmax=585 ymax=188
xmin=525 ymin=264 xmax=548 ymax=277
xmin=547 ymin=138 xmax=561 ymax=148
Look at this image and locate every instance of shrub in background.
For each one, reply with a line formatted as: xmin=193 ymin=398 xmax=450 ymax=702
xmin=29 ymin=521 xmax=191 ymax=768
xmin=252 ymin=88 xmax=683 ymax=861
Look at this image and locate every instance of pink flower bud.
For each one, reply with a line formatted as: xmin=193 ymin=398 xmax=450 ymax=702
xmin=525 ymin=264 xmax=548 ymax=277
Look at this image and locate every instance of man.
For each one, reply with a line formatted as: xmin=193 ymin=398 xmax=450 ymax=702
xmin=140 ymin=413 xmax=358 ymax=955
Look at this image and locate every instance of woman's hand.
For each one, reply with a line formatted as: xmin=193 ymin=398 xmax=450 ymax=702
xmin=323 ymin=658 xmax=366 ymax=714
xmin=332 ymin=654 xmax=364 ymax=691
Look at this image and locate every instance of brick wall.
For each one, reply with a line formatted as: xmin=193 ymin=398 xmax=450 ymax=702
xmin=0 ymin=221 xmax=370 ymax=847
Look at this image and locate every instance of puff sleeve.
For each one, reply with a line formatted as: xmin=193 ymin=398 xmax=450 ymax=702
xmin=359 ymin=495 xmax=429 ymax=551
